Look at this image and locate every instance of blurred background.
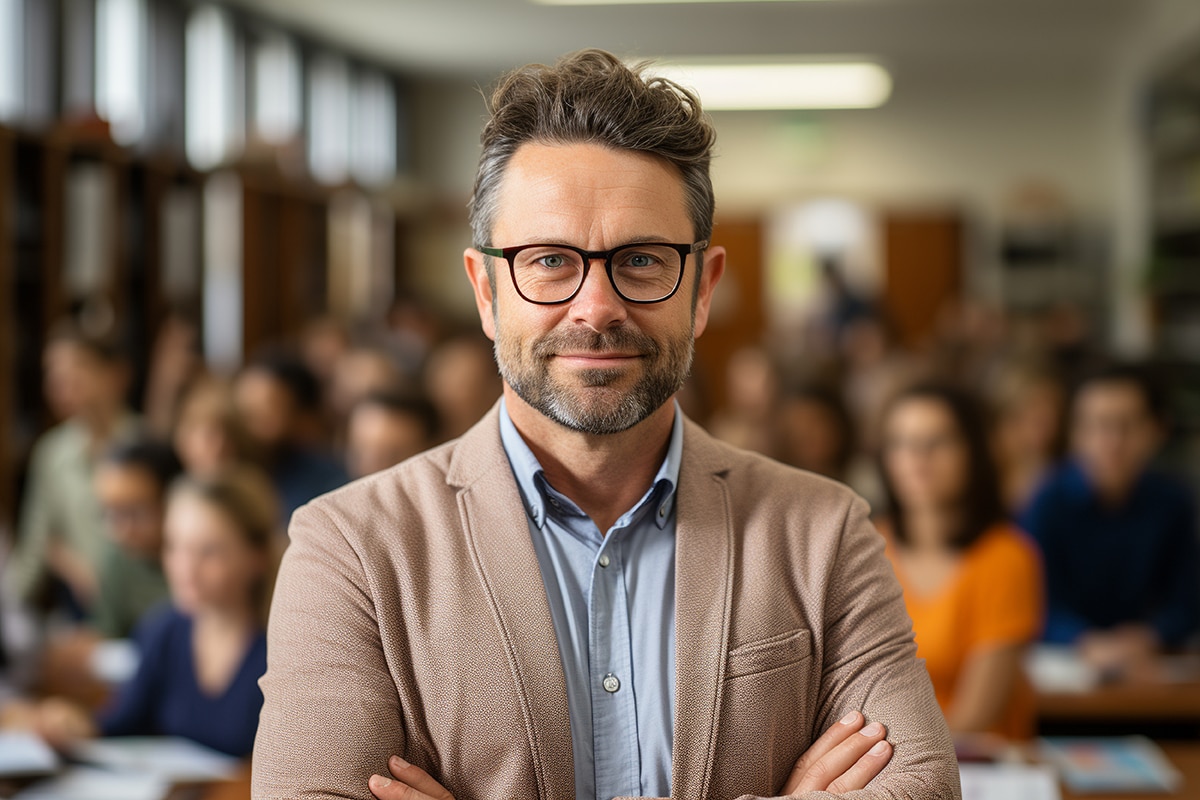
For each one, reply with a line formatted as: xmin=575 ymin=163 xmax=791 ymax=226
xmin=1 ymin=1 xmax=1200 ymax=527
xmin=2 ymin=0 xmax=1200 ymax=785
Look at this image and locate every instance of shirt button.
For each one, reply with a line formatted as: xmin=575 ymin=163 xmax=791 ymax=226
xmin=658 ymin=505 xmax=667 ymax=518
xmin=598 ymin=554 xmax=611 ymax=568
xmin=602 ymin=673 xmax=620 ymax=693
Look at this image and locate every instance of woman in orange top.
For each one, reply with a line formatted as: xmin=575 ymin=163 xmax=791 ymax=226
xmin=877 ymin=383 xmax=1043 ymax=740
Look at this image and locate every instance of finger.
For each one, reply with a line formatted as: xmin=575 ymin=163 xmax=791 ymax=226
xmin=791 ymin=721 xmax=889 ymax=795
xmin=386 ymin=756 xmax=454 ymax=800
xmin=782 ymin=711 xmax=866 ymax=794
xmin=368 ymin=774 xmax=438 ymax=800
xmin=825 ymin=739 xmax=893 ymax=794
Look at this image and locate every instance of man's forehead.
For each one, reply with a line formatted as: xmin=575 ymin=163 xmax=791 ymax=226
xmin=493 ymin=141 xmax=692 ymax=240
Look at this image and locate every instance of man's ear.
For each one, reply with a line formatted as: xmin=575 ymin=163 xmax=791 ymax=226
xmin=464 ymin=248 xmax=497 ymax=341
xmin=692 ymin=245 xmax=726 ymax=340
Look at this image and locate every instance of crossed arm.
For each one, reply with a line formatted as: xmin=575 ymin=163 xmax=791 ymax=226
xmin=366 ymin=711 xmax=894 ymax=800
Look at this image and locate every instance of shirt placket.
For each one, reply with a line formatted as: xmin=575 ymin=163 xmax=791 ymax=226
xmin=588 ymin=530 xmax=642 ymax=800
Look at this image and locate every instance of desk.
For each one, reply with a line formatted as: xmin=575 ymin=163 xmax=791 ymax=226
xmin=1058 ymin=741 xmax=1200 ymax=800
xmin=1036 ymin=656 xmax=1200 ymax=737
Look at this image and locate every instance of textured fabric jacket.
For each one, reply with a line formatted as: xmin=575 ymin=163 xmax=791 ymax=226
xmin=253 ymin=405 xmax=960 ymax=800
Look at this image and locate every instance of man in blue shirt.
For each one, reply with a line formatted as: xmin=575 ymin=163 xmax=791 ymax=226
xmin=255 ymin=49 xmax=958 ymax=800
xmin=1023 ymin=363 xmax=1199 ymax=672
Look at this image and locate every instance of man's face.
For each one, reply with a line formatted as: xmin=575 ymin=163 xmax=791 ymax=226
xmin=464 ymin=142 xmax=722 ymax=435
xmin=1071 ymin=380 xmax=1162 ymax=497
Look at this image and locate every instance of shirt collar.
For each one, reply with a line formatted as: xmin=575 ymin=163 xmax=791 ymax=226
xmin=498 ymin=397 xmax=683 ymax=531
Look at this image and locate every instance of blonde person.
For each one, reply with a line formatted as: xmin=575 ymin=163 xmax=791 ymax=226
xmin=27 ymin=467 xmax=279 ymax=758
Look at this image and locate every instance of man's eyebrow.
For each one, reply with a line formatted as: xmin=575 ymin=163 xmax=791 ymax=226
xmin=513 ymin=235 xmax=683 ymax=247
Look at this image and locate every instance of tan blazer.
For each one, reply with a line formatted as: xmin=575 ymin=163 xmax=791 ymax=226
xmin=253 ymin=406 xmax=959 ymax=800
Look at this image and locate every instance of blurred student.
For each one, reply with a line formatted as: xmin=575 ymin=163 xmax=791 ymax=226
xmin=777 ymin=383 xmax=855 ymax=482
xmin=422 ymin=335 xmax=501 ymax=441
xmin=707 ymin=346 xmax=781 ymax=456
xmin=345 ymin=392 xmax=440 ymax=480
xmin=328 ymin=345 xmax=408 ymax=439
xmin=26 ymin=467 xmax=278 ymax=758
xmin=1022 ymin=363 xmax=1199 ymax=671
xmin=91 ymin=439 xmax=182 ymax=638
xmin=234 ymin=351 xmax=349 ymax=519
xmin=878 ymin=384 xmax=1042 ymax=739
xmin=989 ymin=359 xmax=1065 ymax=515
xmin=172 ymin=376 xmax=247 ymax=479
xmin=6 ymin=325 xmax=140 ymax=617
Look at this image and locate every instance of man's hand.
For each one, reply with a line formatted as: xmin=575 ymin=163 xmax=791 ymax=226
xmin=779 ymin=710 xmax=892 ymax=796
xmin=366 ymin=712 xmax=891 ymax=800
xmin=369 ymin=756 xmax=454 ymax=800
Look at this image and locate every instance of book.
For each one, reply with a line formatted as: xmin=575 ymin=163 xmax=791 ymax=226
xmin=959 ymin=763 xmax=1061 ymax=800
xmin=1040 ymin=736 xmax=1182 ymax=793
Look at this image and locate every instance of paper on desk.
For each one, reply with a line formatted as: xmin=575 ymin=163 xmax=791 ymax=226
xmin=0 ymin=731 xmax=59 ymax=776
xmin=1025 ymin=645 xmax=1100 ymax=693
xmin=68 ymin=736 xmax=240 ymax=782
xmin=12 ymin=766 xmax=167 ymax=800
xmin=959 ymin=763 xmax=1061 ymax=800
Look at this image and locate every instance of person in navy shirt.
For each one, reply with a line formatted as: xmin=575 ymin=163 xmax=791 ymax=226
xmin=1022 ymin=363 xmax=1199 ymax=672
xmin=27 ymin=466 xmax=279 ymax=758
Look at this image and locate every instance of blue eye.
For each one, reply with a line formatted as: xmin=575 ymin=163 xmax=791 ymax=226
xmin=539 ymin=254 xmax=568 ymax=269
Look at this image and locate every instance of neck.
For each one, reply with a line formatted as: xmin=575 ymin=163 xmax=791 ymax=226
xmin=901 ymin=506 xmax=960 ymax=552
xmin=192 ymin=603 xmax=257 ymax=636
xmin=81 ymin=403 xmax=121 ymax=447
xmin=504 ymin=385 xmax=674 ymax=534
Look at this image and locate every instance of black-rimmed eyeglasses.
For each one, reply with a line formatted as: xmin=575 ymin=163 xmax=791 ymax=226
xmin=477 ymin=241 xmax=708 ymax=305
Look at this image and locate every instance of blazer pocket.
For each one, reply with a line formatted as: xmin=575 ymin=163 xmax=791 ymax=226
xmin=725 ymin=627 xmax=813 ymax=679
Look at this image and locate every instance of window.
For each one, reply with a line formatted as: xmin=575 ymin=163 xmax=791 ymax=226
xmin=96 ymin=0 xmax=147 ymax=145
xmin=0 ymin=0 xmax=24 ymax=122
xmin=186 ymin=4 xmax=241 ymax=170
xmin=251 ymin=31 xmax=301 ymax=145
xmin=351 ymin=69 xmax=396 ymax=187
xmin=307 ymin=52 xmax=350 ymax=185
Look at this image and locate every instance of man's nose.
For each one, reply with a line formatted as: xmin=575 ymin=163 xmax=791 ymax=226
xmin=568 ymin=258 xmax=628 ymax=331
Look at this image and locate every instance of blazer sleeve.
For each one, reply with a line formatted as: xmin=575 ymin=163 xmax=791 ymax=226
xmin=793 ymin=496 xmax=961 ymax=800
xmin=252 ymin=502 xmax=406 ymax=800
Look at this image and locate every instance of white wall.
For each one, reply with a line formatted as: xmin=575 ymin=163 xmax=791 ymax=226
xmin=403 ymin=20 xmax=1200 ymax=345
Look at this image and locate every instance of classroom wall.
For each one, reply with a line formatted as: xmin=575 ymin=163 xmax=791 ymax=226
xmin=401 ymin=14 xmax=1200 ymax=345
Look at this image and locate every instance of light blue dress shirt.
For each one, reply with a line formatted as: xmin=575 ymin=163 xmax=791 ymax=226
xmin=499 ymin=399 xmax=680 ymax=800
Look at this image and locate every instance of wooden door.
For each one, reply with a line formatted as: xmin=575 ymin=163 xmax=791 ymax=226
xmin=693 ymin=217 xmax=767 ymax=418
xmin=882 ymin=211 xmax=963 ymax=349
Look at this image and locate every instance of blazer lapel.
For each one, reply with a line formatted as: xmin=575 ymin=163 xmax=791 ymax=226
xmin=672 ymin=419 xmax=735 ymax=800
xmin=449 ymin=407 xmax=576 ymax=800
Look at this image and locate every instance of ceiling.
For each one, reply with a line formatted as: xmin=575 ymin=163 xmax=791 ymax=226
xmin=220 ymin=0 xmax=1159 ymax=86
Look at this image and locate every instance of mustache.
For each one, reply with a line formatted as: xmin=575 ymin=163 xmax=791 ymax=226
xmin=531 ymin=327 xmax=660 ymax=360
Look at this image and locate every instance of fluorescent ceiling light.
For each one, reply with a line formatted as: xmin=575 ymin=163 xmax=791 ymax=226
xmin=535 ymin=0 xmax=830 ymax=4
xmin=652 ymin=62 xmax=891 ymax=110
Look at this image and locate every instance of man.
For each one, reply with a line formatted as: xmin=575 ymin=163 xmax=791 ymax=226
xmin=254 ymin=50 xmax=958 ymax=800
xmin=1023 ymin=363 xmax=1198 ymax=673
xmin=6 ymin=324 xmax=141 ymax=618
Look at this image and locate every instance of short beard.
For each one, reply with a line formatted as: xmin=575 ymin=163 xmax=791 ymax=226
xmin=497 ymin=326 xmax=693 ymax=435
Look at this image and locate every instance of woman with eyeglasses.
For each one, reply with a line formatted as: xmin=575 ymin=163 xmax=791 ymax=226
xmin=876 ymin=383 xmax=1042 ymax=740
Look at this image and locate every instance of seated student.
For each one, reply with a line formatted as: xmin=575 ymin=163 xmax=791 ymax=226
xmin=6 ymin=324 xmax=141 ymax=618
xmin=877 ymin=383 xmax=1043 ymax=739
xmin=91 ymin=438 xmax=182 ymax=638
xmin=172 ymin=376 xmax=248 ymax=480
xmin=1022 ymin=363 xmax=1199 ymax=671
xmin=234 ymin=351 xmax=349 ymax=520
xmin=26 ymin=467 xmax=279 ymax=758
xmin=345 ymin=391 xmax=440 ymax=480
